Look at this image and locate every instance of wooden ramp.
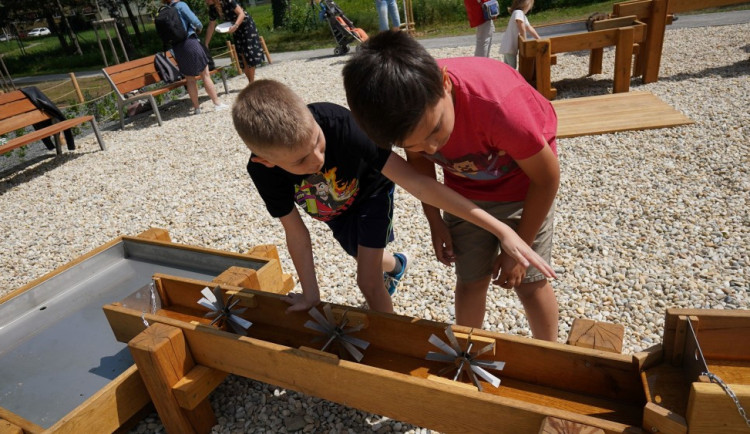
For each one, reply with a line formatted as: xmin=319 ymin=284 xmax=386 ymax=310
xmin=553 ymin=91 xmax=694 ymax=139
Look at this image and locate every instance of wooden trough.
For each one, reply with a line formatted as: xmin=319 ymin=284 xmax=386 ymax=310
xmin=0 ymin=229 xmax=293 ymax=433
xmin=103 ymin=272 xmax=750 ymax=433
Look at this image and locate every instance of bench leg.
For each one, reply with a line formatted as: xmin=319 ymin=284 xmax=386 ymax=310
xmin=220 ymin=69 xmax=228 ymax=95
xmin=53 ymin=132 xmax=63 ymax=155
xmin=90 ymin=117 xmax=106 ymax=151
xmin=117 ymin=101 xmax=126 ymax=130
xmin=148 ymin=95 xmax=163 ymax=127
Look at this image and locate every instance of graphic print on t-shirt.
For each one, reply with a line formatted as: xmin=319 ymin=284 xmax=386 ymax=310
xmin=427 ymin=151 xmax=518 ymax=181
xmin=294 ymin=167 xmax=359 ymax=221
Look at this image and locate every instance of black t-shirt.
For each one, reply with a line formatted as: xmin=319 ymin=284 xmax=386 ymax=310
xmin=247 ymin=103 xmax=393 ymax=222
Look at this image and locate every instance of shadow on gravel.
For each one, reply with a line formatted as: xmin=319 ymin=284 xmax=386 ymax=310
xmin=658 ymin=58 xmax=749 ymax=83
xmin=0 ymin=151 xmax=89 ymax=194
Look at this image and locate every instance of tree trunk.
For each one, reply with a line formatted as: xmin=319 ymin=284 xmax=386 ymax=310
xmin=54 ymin=0 xmax=83 ymax=55
xmin=44 ymin=7 xmax=70 ymax=52
xmin=122 ymin=0 xmax=143 ymax=44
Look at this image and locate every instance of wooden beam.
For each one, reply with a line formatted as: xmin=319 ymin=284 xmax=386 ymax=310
xmin=641 ymin=402 xmax=687 ymax=434
xmin=589 ymin=48 xmax=604 ymax=75
xmin=0 ymin=408 xmax=43 ymax=434
xmin=687 ymin=382 xmax=750 ymax=433
xmin=128 ymin=323 xmax=217 ymax=434
xmin=172 ymin=365 xmax=229 ymax=411
xmin=663 ymin=309 xmax=750 ymax=361
xmin=590 ymin=15 xmax=638 ymax=31
xmin=0 ymin=419 xmax=24 ymax=434
xmin=668 ymin=0 xmax=750 ymax=14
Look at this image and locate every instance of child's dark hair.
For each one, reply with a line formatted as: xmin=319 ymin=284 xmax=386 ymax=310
xmin=342 ymin=30 xmax=443 ymax=149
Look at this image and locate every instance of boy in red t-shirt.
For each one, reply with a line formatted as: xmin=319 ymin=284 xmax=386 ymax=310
xmin=343 ymin=30 xmax=560 ymax=341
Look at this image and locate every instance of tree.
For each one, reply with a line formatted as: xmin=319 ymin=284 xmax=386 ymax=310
xmin=54 ymin=0 xmax=83 ymax=55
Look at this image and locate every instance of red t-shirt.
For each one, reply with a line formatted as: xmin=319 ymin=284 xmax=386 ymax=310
xmin=427 ymin=57 xmax=558 ymax=202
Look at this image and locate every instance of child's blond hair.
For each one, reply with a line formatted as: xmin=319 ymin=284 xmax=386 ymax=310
xmin=231 ymin=80 xmax=313 ymax=154
xmin=508 ymin=0 xmax=534 ymax=14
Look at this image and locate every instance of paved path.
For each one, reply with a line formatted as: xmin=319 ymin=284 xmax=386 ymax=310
xmin=9 ymin=9 xmax=750 ymax=85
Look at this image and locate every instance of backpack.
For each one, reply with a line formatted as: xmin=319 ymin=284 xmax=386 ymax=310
xmin=155 ymin=5 xmax=188 ymax=48
xmin=154 ymin=51 xmax=184 ymax=84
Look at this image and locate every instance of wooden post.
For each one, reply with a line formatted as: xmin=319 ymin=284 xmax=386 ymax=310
xmin=613 ymin=26 xmax=635 ymax=93
xmin=69 ymin=72 xmax=84 ymax=103
xmin=642 ymin=0 xmax=668 ymax=83
xmin=128 ymin=323 xmax=216 ymax=434
xmin=588 ymin=48 xmax=603 ymax=75
xmin=535 ymin=39 xmax=556 ymax=100
xmin=226 ymin=41 xmax=239 ymax=72
xmin=259 ymin=36 xmax=272 ymax=64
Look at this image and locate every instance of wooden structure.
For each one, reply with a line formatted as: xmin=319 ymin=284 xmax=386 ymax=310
xmin=102 ymin=53 xmax=228 ymax=129
xmin=552 ymin=91 xmax=694 ymax=138
xmin=103 ymin=265 xmax=750 ymax=434
xmin=0 ymin=89 xmax=105 ymax=157
xmin=519 ymin=0 xmax=750 ymax=99
xmin=0 ymin=229 xmax=293 ymax=433
xmin=91 ymin=18 xmax=129 ymax=67
xmin=518 ymin=15 xmax=647 ymax=99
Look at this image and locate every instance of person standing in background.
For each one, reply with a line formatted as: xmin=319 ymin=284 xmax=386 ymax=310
xmin=375 ymin=0 xmax=401 ymax=31
xmin=463 ymin=0 xmax=494 ymax=57
xmin=499 ymin=0 xmax=540 ymax=68
xmin=205 ymin=0 xmax=265 ymax=83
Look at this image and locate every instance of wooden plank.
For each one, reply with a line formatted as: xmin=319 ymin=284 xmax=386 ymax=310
xmin=589 ymin=48 xmax=604 ymax=75
xmin=0 ymin=111 xmax=50 ymax=136
xmin=146 ymin=315 xmax=639 ymax=433
xmin=706 ymin=360 xmax=750 ymax=385
xmin=552 ymin=91 xmax=694 ymax=138
xmin=664 ymin=308 xmax=750 ymax=361
xmin=0 ymin=98 xmax=39 ymax=124
xmin=0 ymin=419 xmax=24 ymax=434
xmin=687 ymin=382 xmax=750 ymax=434
xmin=102 ymin=54 xmax=154 ymax=75
xmin=245 ymin=244 xmax=281 ymax=261
xmin=44 ymin=365 xmax=151 ymax=434
xmin=0 ymin=90 xmax=26 ymax=105
xmin=128 ymin=323 xmax=216 ymax=434
xmin=539 ymin=416 xmax=605 ymax=433
xmin=632 ymin=343 xmax=663 ymax=371
xmin=590 ymin=16 xmax=638 ymax=31
xmin=567 ymin=319 xmax=624 ymax=353
xmin=613 ymin=0 xmax=652 ymax=19
xmin=105 ymin=276 xmax=643 ymax=402
xmin=172 ymin=365 xmax=229 ymax=411
xmin=0 ymin=408 xmax=43 ymax=434
xmin=641 ymin=402 xmax=687 ymax=434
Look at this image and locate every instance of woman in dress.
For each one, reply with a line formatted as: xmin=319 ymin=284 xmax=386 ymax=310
xmin=204 ymin=0 xmax=265 ymax=83
xmin=161 ymin=0 xmax=226 ymax=114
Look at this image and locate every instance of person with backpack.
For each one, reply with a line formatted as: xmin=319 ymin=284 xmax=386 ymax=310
xmin=158 ymin=0 xmax=228 ymax=115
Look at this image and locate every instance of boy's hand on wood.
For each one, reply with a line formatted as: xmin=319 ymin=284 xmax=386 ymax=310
xmin=429 ymin=222 xmax=456 ymax=266
xmin=284 ymin=292 xmax=320 ymax=314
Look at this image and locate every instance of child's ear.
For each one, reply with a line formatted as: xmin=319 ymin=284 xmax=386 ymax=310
xmin=251 ymin=155 xmax=276 ymax=168
xmin=441 ymin=66 xmax=453 ymax=94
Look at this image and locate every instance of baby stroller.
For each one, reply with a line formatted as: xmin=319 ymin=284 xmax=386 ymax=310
xmin=318 ymin=0 xmax=368 ymax=55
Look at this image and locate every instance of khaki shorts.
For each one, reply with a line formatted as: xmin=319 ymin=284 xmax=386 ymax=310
xmin=443 ymin=200 xmax=555 ymax=284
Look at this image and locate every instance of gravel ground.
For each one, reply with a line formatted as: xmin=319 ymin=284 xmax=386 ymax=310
xmin=1 ymin=22 xmax=748 ymax=433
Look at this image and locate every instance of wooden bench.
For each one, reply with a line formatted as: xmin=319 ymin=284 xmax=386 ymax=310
xmin=0 ymin=90 xmax=105 ymax=157
xmin=102 ymin=52 xmax=228 ymax=129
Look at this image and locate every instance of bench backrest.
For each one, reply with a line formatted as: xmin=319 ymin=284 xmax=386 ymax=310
xmin=103 ymin=53 xmax=180 ymax=96
xmin=0 ymin=91 xmax=52 ymax=136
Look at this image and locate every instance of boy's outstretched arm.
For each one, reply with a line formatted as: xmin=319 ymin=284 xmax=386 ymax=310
xmin=404 ymin=151 xmax=455 ymax=266
xmin=279 ymin=208 xmax=322 ymax=313
xmin=381 ymin=151 xmax=557 ymax=279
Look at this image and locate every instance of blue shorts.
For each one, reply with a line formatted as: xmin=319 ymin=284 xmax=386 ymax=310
xmin=325 ymin=185 xmax=395 ymax=257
